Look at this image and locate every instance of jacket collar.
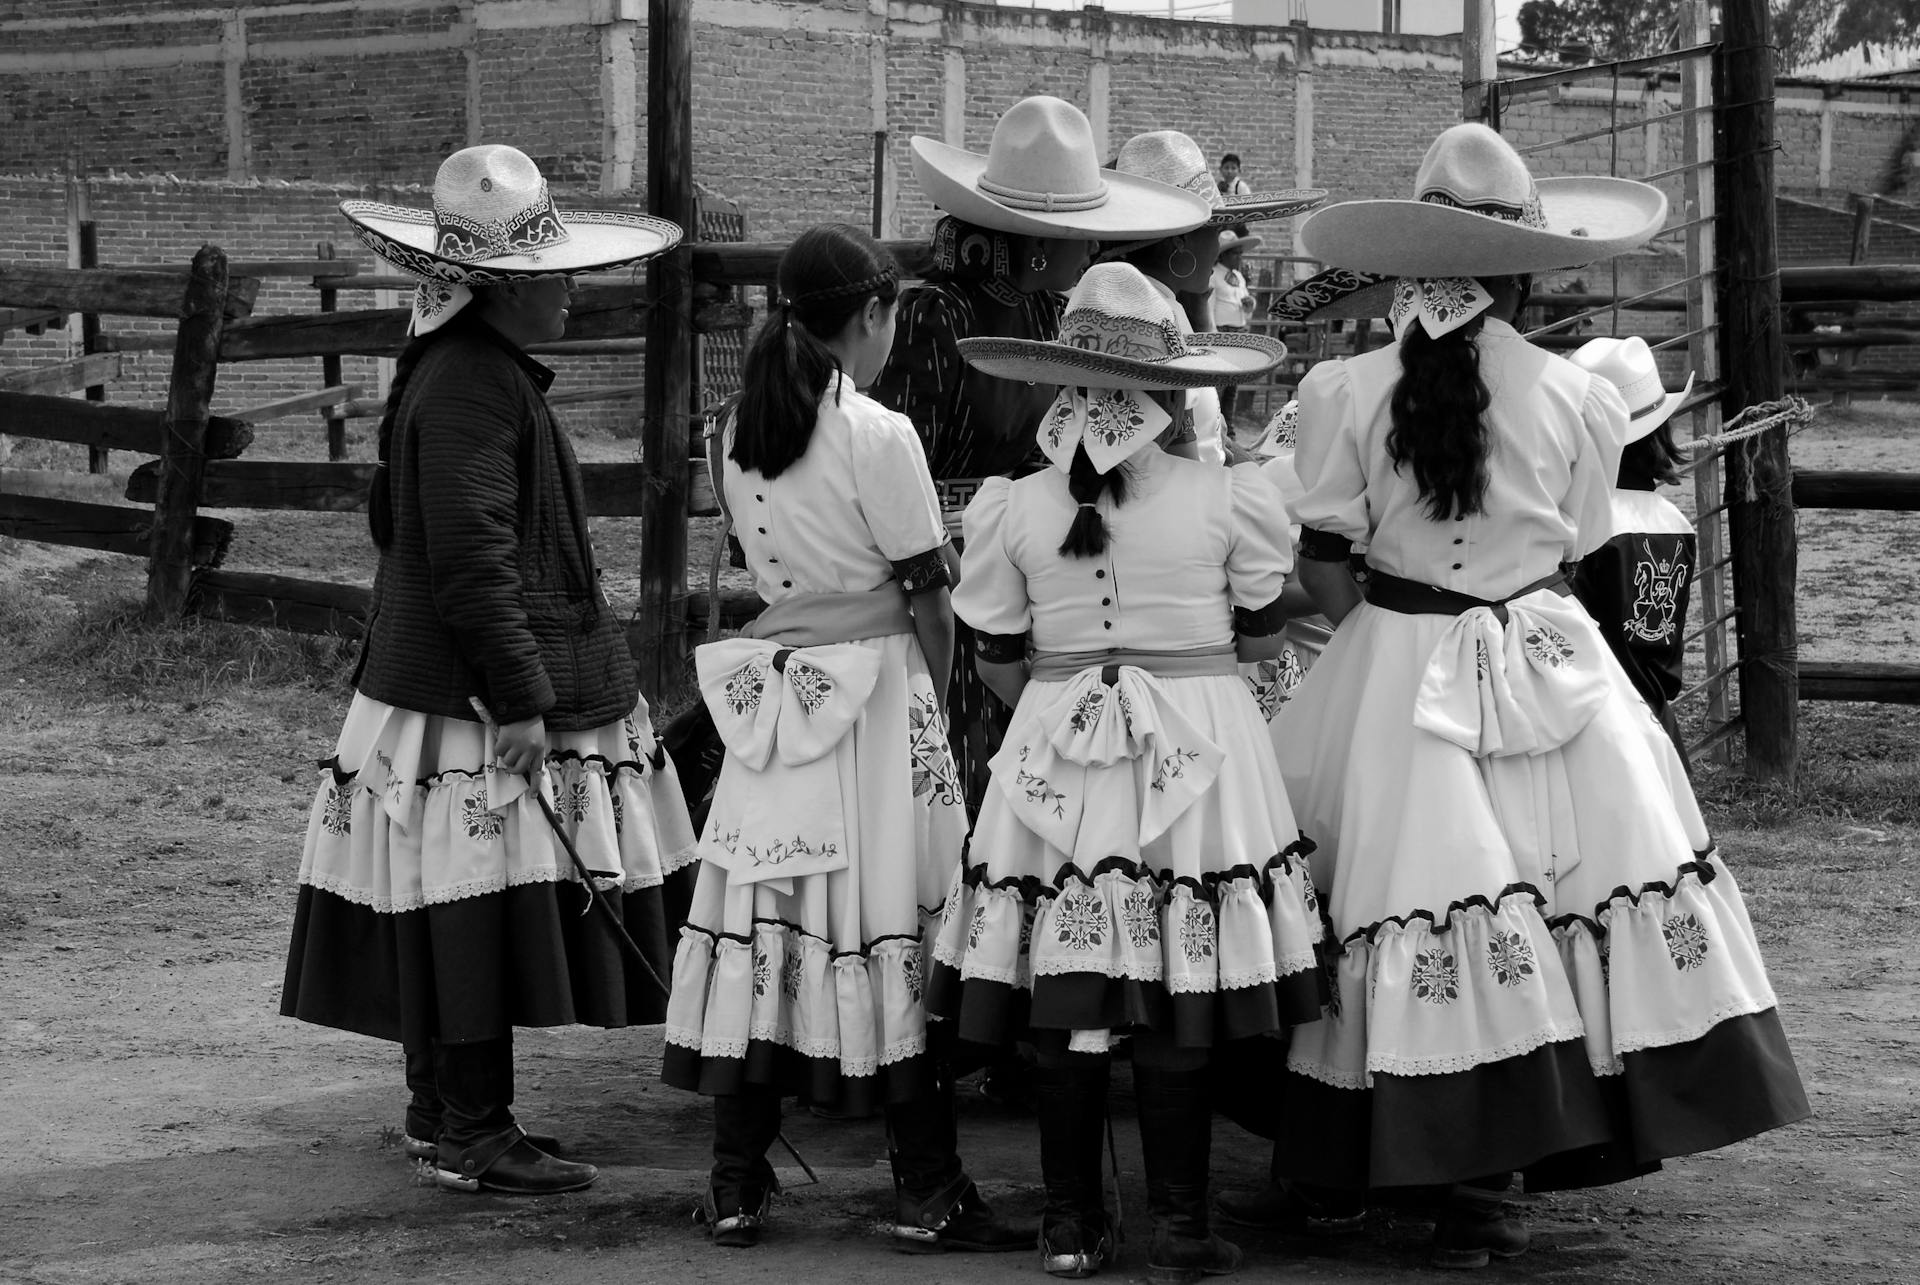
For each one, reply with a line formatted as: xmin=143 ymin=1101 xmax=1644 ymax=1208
xmin=470 ymin=318 xmax=557 ymax=393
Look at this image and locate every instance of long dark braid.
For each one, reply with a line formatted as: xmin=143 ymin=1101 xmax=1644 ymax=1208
xmin=1057 ymin=438 xmax=1128 ymax=558
xmin=1386 ymin=317 xmax=1494 ymax=521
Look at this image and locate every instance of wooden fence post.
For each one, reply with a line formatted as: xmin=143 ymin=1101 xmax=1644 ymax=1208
xmin=317 ymin=241 xmax=348 ymax=460
xmin=637 ymin=0 xmax=695 ymax=697
xmin=65 ymin=161 xmax=110 ymax=474
xmin=146 ymin=245 xmax=230 ymax=621
xmin=1717 ymin=0 xmax=1798 ymax=784
xmin=1461 ymin=0 xmax=1499 ymax=123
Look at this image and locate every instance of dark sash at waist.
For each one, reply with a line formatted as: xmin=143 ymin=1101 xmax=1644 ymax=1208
xmin=1364 ymin=569 xmax=1570 ymax=623
xmin=1027 ymin=644 xmax=1241 ymax=683
xmin=746 ymin=585 xmax=913 ymax=646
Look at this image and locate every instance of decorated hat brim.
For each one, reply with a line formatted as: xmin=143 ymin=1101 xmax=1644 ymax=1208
xmin=1299 ymin=176 xmax=1668 ymax=277
xmin=1206 ymin=189 xmax=1328 ymax=227
xmin=1625 ymin=372 xmax=1695 ymax=443
xmin=340 ymin=200 xmax=682 ymax=283
xmin=956 ymin=329 xmax=1285 ymax=389
xmin=1265 ymin=267 xmax=1397 ymax=323
xmin=910 ymin=136 xmax=1213 ymax=239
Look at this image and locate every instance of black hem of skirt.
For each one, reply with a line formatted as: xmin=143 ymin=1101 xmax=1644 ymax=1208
xmin=660 ymin=1040 xmax=937 ymax=1113
xmin=925 ymin=958 xmax=1322 ymax=1048
xmin=281 ymin=879 xmax=677 ymax=1047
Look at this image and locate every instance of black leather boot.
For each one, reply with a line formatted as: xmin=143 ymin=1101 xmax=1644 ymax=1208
xmin=1134 ymin=1063 xmax=1241 ymax=1284
xmin=886 ymin=1063 xmax=1033 ymax=1253
xmin=1036 ymin=1057 xmax=1114 ymax=1278
xmin=1430 ymin=1180 xmax=1529 ymax=1269
xmin=701 ymin=1090 xmax=783 ymax=1247
xmin=435 ymin=1124 xmax=598 ymax=1195
xmin=401 ymin=1045 xmax=561 ymax=1161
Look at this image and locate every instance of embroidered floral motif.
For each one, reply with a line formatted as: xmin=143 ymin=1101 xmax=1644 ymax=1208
xmin=724 ymin=666 xmax=764 ymax=715
xmin=1151 ymin=748 xmax=1201 ymax=793
xmin=746 ymin=834 xmax=838 ymax=869
xmin=1524 ymin=624 xmax=1576 ymax=669
xmin=1115 ymin=686 xmax=1137 ymax=736
xmin=1412 ymin=949 xmax=1459 ymax=1004
xmin=609 ymin=790 xmax=625 ymax=832
xmin=781 ymin=947 xmax=804 ymax=1001
xmin=1016 ymin=767 xmax=1069 ymax=819
xmin=1054 ymin=886 xmax=1107 ymax=952
xmin=1486 ymin=929 xmax=1537 ymax=988
xmin=1121 ymin=885 xmax=1158 ymax=949
xmin=1300 ymin=874 xmax=1320 ymax=918
xmin=561 ymin=777 xmax=593 ymax=825
xmin=1267 ymin=400 xmax=1299 ymax=450
xmin=1179 ymin=902 xmax=1216 ymax=964
xmin=968 ymin=904 xmax=990 ymax=951
xmin=320 ymin=783 xmax=352 ymax=836
xmin=462 ymin=790 xmax=503 ymax=842
xmin=1019 ymin=908 xmax=1035 ymax=954
xmin=1086 ymin=390 xmax=1150 ymax=447
xmin=1474 ymin=638 xmax=1491 ymax=680
xmin=1663 ymin=913 xmax=1711 ymax=971
xmin=624 ymin=716 xmax=644 ymax=763
xmin=1044 ymin=396 xmax=1077 ymax=452
xmin=908 ymin=692 xmax=963 ymax=805
xmin=1068 ymin=687 xmax=1105 ymax=734
xmin=787 ymin=662 xmax=833 ymax=715
xmin=752 ymin=950 xmax=772 ymax=998
xmin=901 ymin=948 xmax=924 ymax=1002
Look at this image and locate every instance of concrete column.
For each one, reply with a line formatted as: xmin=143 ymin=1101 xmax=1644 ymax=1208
xmin=1818 ymin=97 xmax=1835 ymax=190
xmin=222 ymin=15 xmax=247 ymax=180
xmin=943 ymin=48 xmax=966 ymax=147
xmin=872 ymin=31 xmax=892 ymax=235
xmin=1087 ymin=7 xmax=1110 ymax=158
xmin=1292 ymin=22 xmax=1313 ymax=260
xmin=596 ymin=0 xmax=641 ymax=194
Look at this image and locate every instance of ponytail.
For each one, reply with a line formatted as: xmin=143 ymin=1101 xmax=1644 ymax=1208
xmin=1387 ymin=317 xmax=1493 ymax=521
xmin=1057 ymin=439 xmax=1128 ymax=558
xmin=731 ymin=223 xmax=900 ymax=480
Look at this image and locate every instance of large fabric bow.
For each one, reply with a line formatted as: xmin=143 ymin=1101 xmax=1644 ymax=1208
xmin=410 ymin=281 xmax=474 ymax=336
xmin=1389 ymin=276 xmax=1495 ymax=341
xmin=1411 ymin=590 xmax=1610 ymax=758
xmin=693 ymin=638 xmax=883 ymax=888
xmin=991 ymin=665 xmax=1223 ymax=863
xmin=1038 ymin=386 xmax=1172 ymax=475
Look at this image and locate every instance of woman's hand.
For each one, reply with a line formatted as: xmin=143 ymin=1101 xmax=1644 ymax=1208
xmin=496 ymin=714 xmax=550 ymax=776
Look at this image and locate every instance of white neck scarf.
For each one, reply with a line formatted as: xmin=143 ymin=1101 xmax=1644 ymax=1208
xmin=1389 ymin=276 xmax=1495 ymax=341
xmin=1038 ymin=386 xmax=1172 ymax=476
xmin=410 ymin=281 xmax=475 ymax=336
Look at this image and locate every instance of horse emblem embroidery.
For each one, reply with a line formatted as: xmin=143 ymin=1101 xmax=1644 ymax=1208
xmin=1628 ymin=538 xmax=1688 ymax=644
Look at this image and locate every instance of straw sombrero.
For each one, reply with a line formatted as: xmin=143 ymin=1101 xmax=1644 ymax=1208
xmin=1300 ymin=123 xmax=1667 ymax=277
xmin=957 ymin=262 xmax=1285 ymax=389
xmin=911 ymin=96 xmax=1211 ymax=239
xmin=340 ymin=145 xmax=681 ymax=284
xmin=1569 ymin=336 xmax=1695 ymax=442
xmin=1114 ymin=131 xmax=1326 ymax=229
xmin=1218 ymin=228 xmax=1263 ymax=255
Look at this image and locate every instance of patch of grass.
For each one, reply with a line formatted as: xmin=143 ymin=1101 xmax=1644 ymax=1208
xmin=1693 ymin=703 xmax=1920 ymax=827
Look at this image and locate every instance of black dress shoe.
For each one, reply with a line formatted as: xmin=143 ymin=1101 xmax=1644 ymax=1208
xmin=434 ymin=1126 xmax=597 ymax=1195
xmin=405 ymin=1128 xmax=562 ymax=1162
xmin=891 ymin=1178 xmax=1034 ymax=1254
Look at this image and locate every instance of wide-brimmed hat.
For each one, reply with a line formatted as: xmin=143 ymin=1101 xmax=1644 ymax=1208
xmin=911 ymin=97 xmax=1211 ymax=239
xmin=340 ymin=145 xmax=681 ymax=284
xmin=1114 ymin=131 xmax=1325 ymax=229
xmin=1300 ymin=123 xmax=1667 ymax=277
xmin=1218 ymin=228 xmax=1263 ymax=255
xmin=1266 ymin=265 xmax=1395 ymax=323
xmin=1569 ymin=336 xmax=1695 ymax=441
xmin=956 ymin=262 xmax=1285 ymax=389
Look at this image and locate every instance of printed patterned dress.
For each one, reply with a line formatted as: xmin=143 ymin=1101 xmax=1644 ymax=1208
xmin=1270 ymin=319 xmax=1808 ymax=1191
xmin=662 ymin=376 xmax=967 ymax=1109
xmin=927 ymin=452 xmax=1325 ymax=1049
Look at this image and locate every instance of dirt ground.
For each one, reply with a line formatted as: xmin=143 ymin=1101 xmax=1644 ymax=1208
xmin=1 ymin=404 xmax=1915 ymax=1284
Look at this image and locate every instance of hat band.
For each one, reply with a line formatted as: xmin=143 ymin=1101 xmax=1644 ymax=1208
xmin=976 ymin=171 xmax=1109 ymax=213
xmin=433 ymin=180 xmax=570 ymax=263
xmin=1057 ymin=308 xmax=1188 ymax=363
xmin=1614 ymin=366 xmax=1666 ymax=416
xmin=1417 ymin=187 xmax=1548 ymax=231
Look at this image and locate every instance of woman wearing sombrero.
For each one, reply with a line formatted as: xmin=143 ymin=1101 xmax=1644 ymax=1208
xmin=873 ymin=96 xmax=1215 ymax=828
xmin=1267 ymin=124 xmax=1809 ymax=1267
xmin=282 ymin=146 xmax=697 ymax=1197
xmin=1105 ymin=129 xmax=1325 ymax=466
xmin=927 ymin=262 xmax=1326 ymax=1281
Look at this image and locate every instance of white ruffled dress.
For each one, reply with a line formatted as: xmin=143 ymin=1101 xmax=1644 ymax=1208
xmin=928 ymin=451 xmax=1326 ymax=1049
xmin=1269 ymin=320 xmax=1809 ymax=1191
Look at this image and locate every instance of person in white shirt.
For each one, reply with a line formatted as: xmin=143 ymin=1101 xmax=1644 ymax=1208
xmin=1218 ymin=151 xmax=1254 ymax=198
xmin=1209 ymin=229 xmax=1260 ymax=425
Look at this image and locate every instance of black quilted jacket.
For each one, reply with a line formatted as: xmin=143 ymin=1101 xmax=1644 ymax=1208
xmin=351 ymin=323 xmax=638 ymax=730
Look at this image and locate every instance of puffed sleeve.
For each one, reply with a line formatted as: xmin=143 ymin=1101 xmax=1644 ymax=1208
xmin=1565 ymin=371 xmax=1630 ymax=559
xmin=1290 ymin=358 xmax=1371 ymax=547
xmin=869 ymin=286 xmax=962 ymax=462
xmin=1225 ymin=462 xmax=1295 ymax=625
xmin=951 ymin=477 xmax=1031 ymax=637
xmin=850 ymin=405 xmax=949 ymax=561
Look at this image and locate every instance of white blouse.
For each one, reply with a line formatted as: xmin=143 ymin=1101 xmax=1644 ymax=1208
xmin=953 ymin=450 xmax=1294 ymax=652
xmin=724 ymin=375 xmax=949 ymax=602
xmin=1291 ymin=317 xmax=1628 ymax=597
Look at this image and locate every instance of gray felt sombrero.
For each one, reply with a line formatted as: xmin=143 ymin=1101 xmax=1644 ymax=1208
xmin=1300 ymin=123 xmax=1667 ymax=278
xmin=1114 ymin=131 xmax=1326 ymax=229
xmin=911 ymin=96 xmax=1212 ymax=240
xmin=340 ymin=145 xmax=681 ymax=284
xmin=957 ymin=262 xmax=1285 ymax=389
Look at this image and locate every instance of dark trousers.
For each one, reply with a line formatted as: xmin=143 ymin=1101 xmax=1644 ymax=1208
xmin=710 ymin=1080 xmax=962 ymax=1200
xmin=406 ymin=1037 xmax=516 ymax=1149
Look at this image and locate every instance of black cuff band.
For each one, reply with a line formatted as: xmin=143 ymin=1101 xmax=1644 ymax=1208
xmin=1233 ymin=596 xmax=1288 ymax=638
xmin=974 ymin=631 xmax=1028 ymax=665
xmin=892 ymin=546 xmax=952 ymax=597
xmin=1298 ymin=525 xmax=1355 ymax=563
